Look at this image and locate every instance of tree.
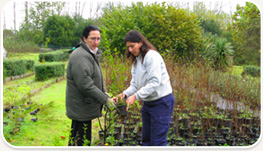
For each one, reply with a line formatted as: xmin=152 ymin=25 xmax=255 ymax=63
xmin=17 ymin=2 xmax=65 ymax=44
xmin=42 ymin=15 xmax=76 ymax=48
xmin=13 ymin=2 xmax=16 ymax=30
xmin=231 ymin=2 xmax=260 ymax=65
xmin=70 ymin=14 xmax=102 ymax=46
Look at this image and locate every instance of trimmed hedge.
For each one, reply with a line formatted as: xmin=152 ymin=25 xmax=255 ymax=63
xmin=3 ymin=59 xmax=35 ymax=77
xmin=243 ymin=65 xmax=260 ymax=77
xmin=25 ymin=59 xmax=35 ymax=71
xmin=39 ymin=49 xmax=69 ymax=62
xmin=35 ymin=62 xmax=65 ymax=81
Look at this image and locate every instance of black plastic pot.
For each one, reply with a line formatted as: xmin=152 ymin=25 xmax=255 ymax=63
xmin=117 ymin=105 xmax=127 ymax=117
xmin=99 ymin=130 xmax=104 ymax=140
xmin=31 ymin=117 xmax=37 ymax=122
xmin=215 ymin=138 xmax=227 ymax=145
xmin=4 ymin=107 xmax=10 ymax=113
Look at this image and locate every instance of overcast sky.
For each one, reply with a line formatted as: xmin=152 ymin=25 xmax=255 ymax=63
xmin=1 ymin=0 xmax=249 ymax=31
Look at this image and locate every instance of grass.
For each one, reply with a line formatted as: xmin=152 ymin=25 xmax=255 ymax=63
xmin=3 ymin=80 xmax=71 ymax=146
xmin=3 ymin=78 xmax=104 ymax=146
xmin=6 ymin=53 xmax=40 ymax=63
xmin=229 ymin=65 xmax=244 ymax=76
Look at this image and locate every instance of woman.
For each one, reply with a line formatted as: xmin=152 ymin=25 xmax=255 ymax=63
xmin=66 ymin=25 xmax=116 ymax=146
xmin=116 ymin=30 xmax=175 ymax=146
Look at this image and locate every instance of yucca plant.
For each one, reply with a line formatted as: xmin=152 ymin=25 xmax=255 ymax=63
xmin=203 ymin=38 xmax=234 ymax=71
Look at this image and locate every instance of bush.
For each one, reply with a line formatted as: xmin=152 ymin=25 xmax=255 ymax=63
xmin=3 ymin=59 xmax=34 ymax=77
xmin=35 ymin=62 xmax=65 ymax=81
xmin=3 ymin=66 xmax=8 ymax=81
xmin=100 ymin=2 xmax=202 ymax=58
xmin=243 ymin=65 xmax=260 ymax=77
xmin=202 ymin=38 xmax=234 ymax=71
xmin=39 ymin=49 xmax=69 ymax=62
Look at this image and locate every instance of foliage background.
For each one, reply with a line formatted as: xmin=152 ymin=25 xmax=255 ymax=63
xmin=3 ymin=1 xmax=261 ymax=66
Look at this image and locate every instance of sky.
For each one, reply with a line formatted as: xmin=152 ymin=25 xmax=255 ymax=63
xmin=1 ymin=0 xmax=248 ymax=31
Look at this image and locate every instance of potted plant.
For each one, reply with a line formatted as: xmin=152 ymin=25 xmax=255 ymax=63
xmin=116 ymin=99 xmax=127 ymax=117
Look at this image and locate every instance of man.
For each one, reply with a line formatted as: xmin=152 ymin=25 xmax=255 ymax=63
xmin=66 ymin=25 xmax=116 ymax=146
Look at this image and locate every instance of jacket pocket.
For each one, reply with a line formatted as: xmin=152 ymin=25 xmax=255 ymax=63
xmin=84 ymin=98 xmax=94 ymax=104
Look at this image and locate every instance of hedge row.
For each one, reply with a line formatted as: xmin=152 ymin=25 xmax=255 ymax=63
xmin=3 ymin=59 xmax=35 ymax=77
xmin=243 ymin=65 xmax=260 ymax=77
xmin=35 ymin=62 xmax=65 ymax=81
xmin=39 ymin=49 xmax=69 ymax=62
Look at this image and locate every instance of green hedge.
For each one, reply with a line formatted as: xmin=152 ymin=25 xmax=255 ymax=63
xmin=39 ymin=49 xmax=69 ymax=62
xmin=3 ymin=59 xmax=35 ymax=77
xmin=25 ymin=59 xmax=35 ymax=71
xmin=35 ymin=62 xmax=65 ymax=81
xmin=243 ymin=65 xmax=260 ymax=77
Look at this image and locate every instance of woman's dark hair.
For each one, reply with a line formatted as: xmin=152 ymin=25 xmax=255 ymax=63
xmin=81 ymin=25 xmax=101 ymax=41
xmin=124 ymin=30 xmax=157 ymax=65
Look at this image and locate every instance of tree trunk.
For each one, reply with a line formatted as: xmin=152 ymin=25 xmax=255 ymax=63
xmin=13 ymin=2 xmax=16 ymax=30
xmin=25 ymin=1 xmax=28 ymax=24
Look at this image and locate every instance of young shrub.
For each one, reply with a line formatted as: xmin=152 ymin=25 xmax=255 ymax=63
xmin=35 ymin=62 xmax=65 ymax=81
xmin=243 ymin=65 xmax=260 ymax=77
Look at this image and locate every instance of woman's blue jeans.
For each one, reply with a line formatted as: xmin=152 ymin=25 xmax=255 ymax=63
xmin=141 ymin=93 xmax=175 ymax=146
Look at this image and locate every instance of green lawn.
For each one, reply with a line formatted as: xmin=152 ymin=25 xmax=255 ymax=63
xmin=7 ymin=53 xmax=40 ymax=63
xmin=3 ymin=80 xmax=71 ymax=146
xmin=3 ymin=78 xmax=103 ymax=146
xmin=230 ymin=65 xmax=243 ymax=76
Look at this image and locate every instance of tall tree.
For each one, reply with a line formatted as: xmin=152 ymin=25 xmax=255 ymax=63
xmin=25 ymin=2 xmax=28 ymax=24
xmin=18 ymin=1 xmax=65 ymax=44
xmin=13 ymin=2 xmax=16 ymax=30
xmin=42 ymin=15 xmax=76 ymax=47
xmin=231 ymin=2 xmax=260 ymax=65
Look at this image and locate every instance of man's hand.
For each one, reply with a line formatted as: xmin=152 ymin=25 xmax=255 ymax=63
xmin=106 ymin=98 xmax=117 ymax=110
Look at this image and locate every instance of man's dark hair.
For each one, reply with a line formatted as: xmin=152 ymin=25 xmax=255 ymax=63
xmin=81 ymin=25 xmax=101 ymax=40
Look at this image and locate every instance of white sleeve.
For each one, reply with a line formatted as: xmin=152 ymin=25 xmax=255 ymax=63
xmin=123 ymin=66 xmax=138 ymax=97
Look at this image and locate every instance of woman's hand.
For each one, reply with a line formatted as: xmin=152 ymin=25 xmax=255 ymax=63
xmin=126 ymin=94 xmax=136 ymax=111
xmin=113 ymin=93 xmax=126 ymax=104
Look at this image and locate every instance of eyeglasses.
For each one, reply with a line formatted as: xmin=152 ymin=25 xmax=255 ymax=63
xmin=89 ymin=37 xmax=101 ymax=42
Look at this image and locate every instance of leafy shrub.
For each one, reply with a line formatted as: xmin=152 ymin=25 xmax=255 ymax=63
xmin=100 ymin=31 xmax=132 ymax=95
xmin=39 ymin=49 xmax=69 ymax=62
xmin=35 ymin=62 xmax=65 ymax=81
xmin=243 ymin=65 xmax=260 ymax=77
xmin=100 ymin=2 xmax=202 ymax=58
xmin=3 ymin=59 xmax=34 ymax=77
xmin=3 ymin=66 xmax=8 ymax=81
